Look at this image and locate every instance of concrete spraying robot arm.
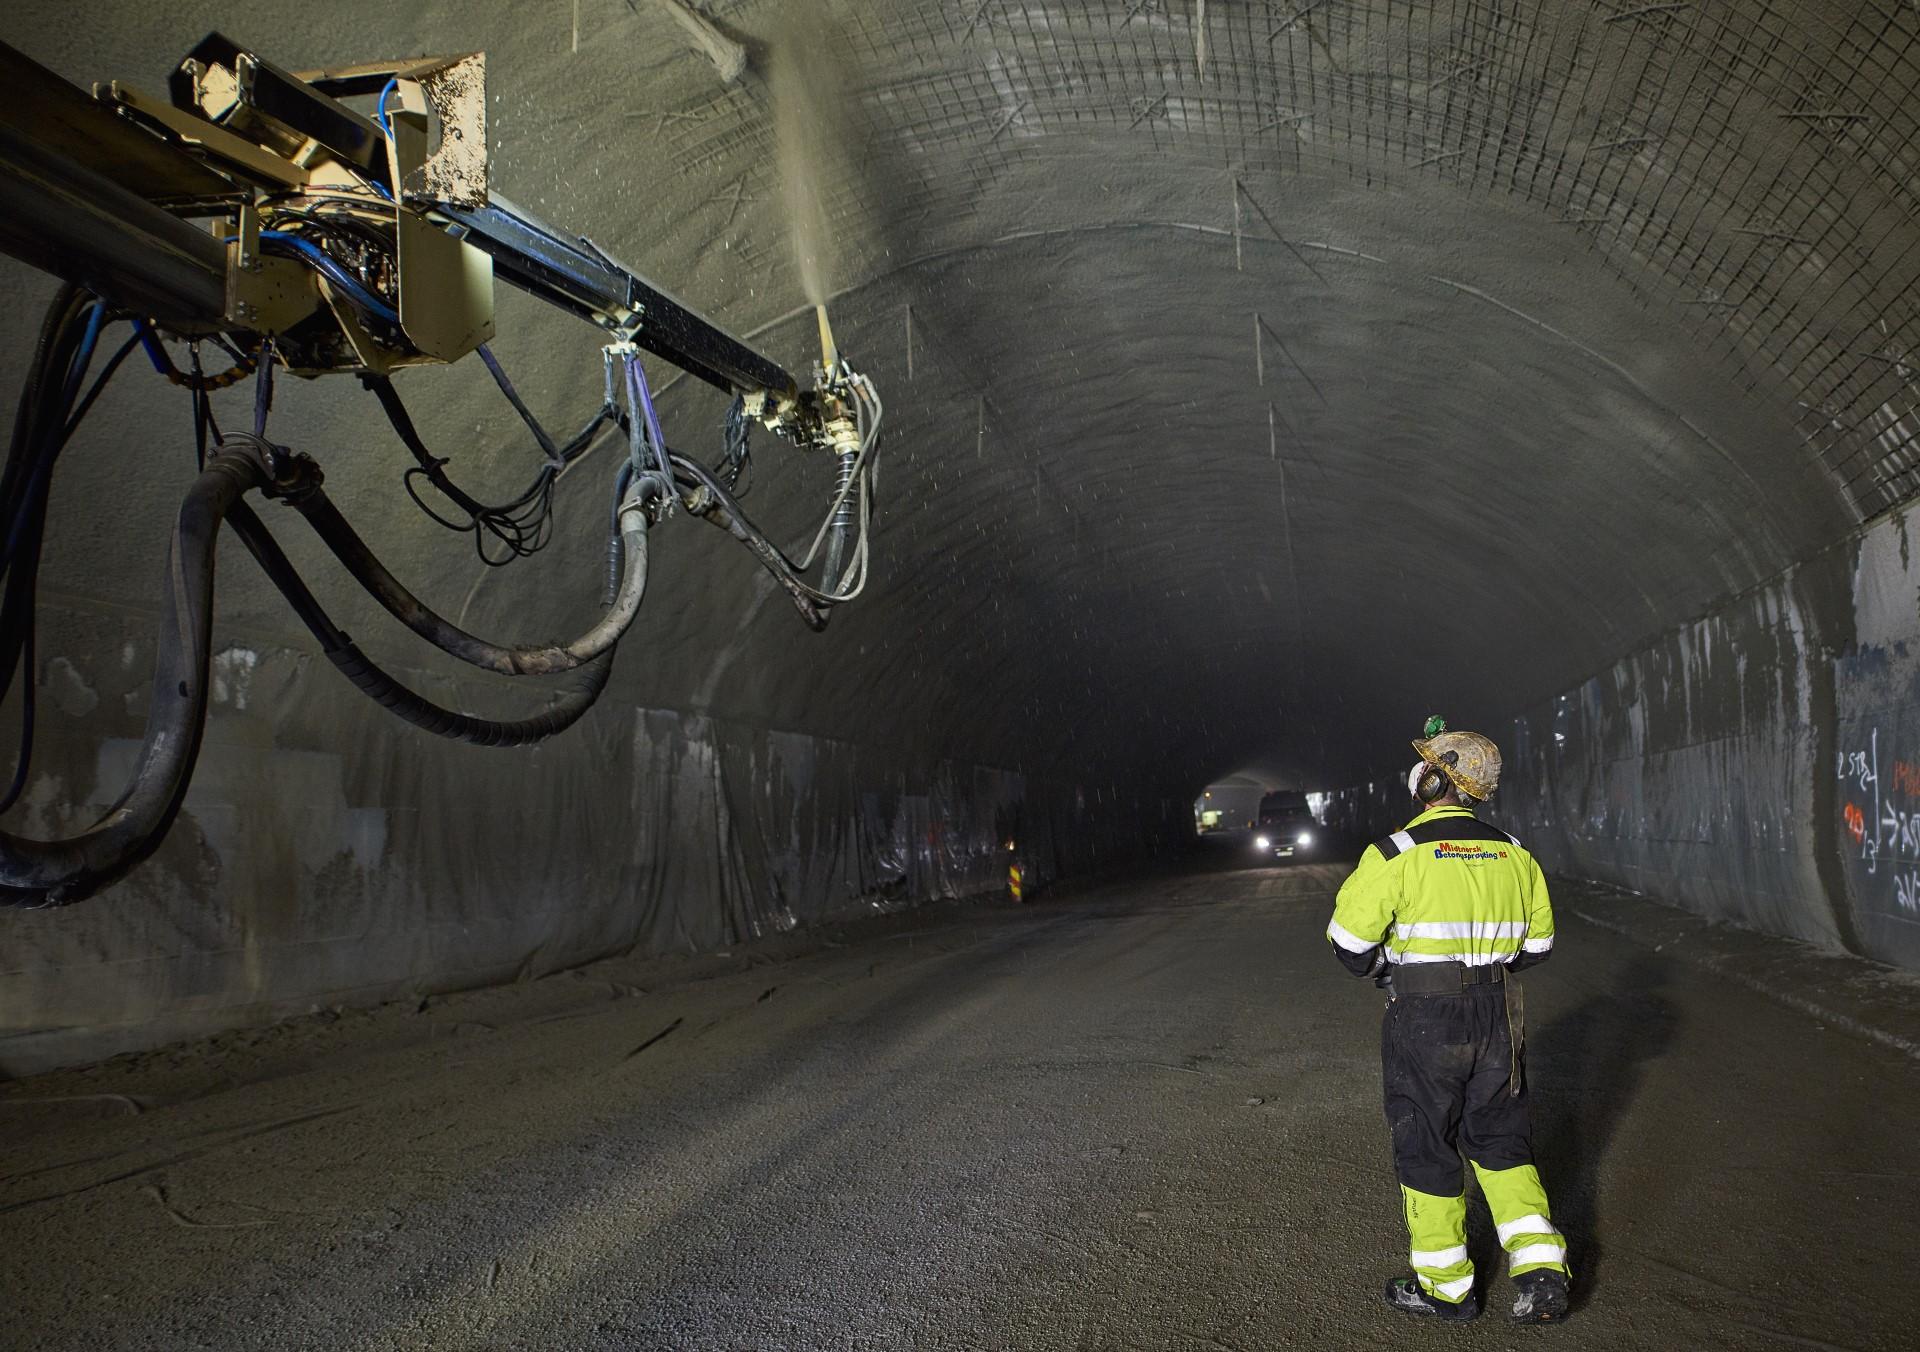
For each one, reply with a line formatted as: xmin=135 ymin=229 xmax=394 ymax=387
xmin=0 ymin=33 xmax=882 ymax=906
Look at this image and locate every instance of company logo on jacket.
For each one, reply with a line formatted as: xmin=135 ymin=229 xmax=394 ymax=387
xmin=1431 ymin=842 xmax=1507 ymax=861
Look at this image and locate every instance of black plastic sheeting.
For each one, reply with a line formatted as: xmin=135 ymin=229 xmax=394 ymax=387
xmin=0 ymin=619 xmax=1178 ymax=1075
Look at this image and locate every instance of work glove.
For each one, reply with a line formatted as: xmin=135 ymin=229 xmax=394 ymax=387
xmin=1365 ymin=947 xmax=1391 ymax=987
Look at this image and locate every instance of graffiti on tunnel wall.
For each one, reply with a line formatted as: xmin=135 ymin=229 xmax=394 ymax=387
xmin=1835 ymin=727 xmax=1920 ymax=913
xmin=1834 ymin=617 xmax=1920 ymax=963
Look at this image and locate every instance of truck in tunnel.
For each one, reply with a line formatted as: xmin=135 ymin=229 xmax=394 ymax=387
xmin=1253 ymin=789 xmax=1318 ymax=859
xmin=3 ymin=3 xmax=1920 ymax=1349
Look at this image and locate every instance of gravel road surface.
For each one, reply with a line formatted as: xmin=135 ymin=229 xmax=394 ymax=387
xmin=6 ymin=848 xmax=1919 ymax=1350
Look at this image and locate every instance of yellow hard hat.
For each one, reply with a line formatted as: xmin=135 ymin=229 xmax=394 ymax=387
xmin=1411 ymin=721 xmax=1502 ymax=800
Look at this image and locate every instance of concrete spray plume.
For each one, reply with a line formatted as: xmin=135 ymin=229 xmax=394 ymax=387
xmin=766 ymin=9 xmax=854 ymax=367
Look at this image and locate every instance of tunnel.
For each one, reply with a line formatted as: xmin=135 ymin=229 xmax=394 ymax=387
xmin=3 ymin=2 xmax=1920 ymax=1347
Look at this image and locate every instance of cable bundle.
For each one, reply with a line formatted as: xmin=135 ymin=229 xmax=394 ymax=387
xmin=0 ymin=270 xmax=880 ymax=904
xmin=2 ymin=289 xmax=143 ymax=812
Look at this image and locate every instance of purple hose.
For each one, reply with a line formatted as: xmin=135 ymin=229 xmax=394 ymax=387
xmin=625 ymin=354 xmax=672 ymax=479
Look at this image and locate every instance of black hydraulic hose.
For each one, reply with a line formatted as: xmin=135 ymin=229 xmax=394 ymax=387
xmin=224 ymin=501 xmax=337 ymax=644
xmin=62 ymin=330 xmax=142 ymax=441
xmin=325 ymin=643 xmax=613 ymax=748
xmin=282 ymin=476 xmax=654 ymax=676
xmin=668 ymin=452 xmax=828 ymax=631
xmin=215 ymin=447 xmax=627 ymax=748
xmin=475 ymin=344 xmax=561 ymax=466
xmin=0 ymin=445 xmax=269 ymax=907
xmin=0 ymin=620 xmax=33 ymax=815
xmin=362 ymin=372 xmax=490 ymax=519
xmin=3 ymin=289 xmax=112 ymax=814
xmin=2 ymin=288 xmax=93 ymax=706
xmin=2 ymin=285 xmax=85 ymax=512
xmin=366 ymin=370 xmax=609 ymax=513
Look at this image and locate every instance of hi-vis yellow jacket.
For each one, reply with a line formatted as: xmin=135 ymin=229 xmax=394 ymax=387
xmin=1327 ymin=805 xmax=1555 ymax=969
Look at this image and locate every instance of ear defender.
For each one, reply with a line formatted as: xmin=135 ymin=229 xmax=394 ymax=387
xmin=1415 ymin=749 xmax=1458 ymax=803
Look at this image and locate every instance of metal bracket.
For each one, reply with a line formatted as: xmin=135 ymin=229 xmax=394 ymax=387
xmin=97 ymin=80 xmax=307 ymax=190
xmin=385 ymin=91 xmax=493 ymax=361
xmin=224 ymin=199 xmax=318 ymax=333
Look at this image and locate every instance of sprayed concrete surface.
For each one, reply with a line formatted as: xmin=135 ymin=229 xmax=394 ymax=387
xmin=6 ymin=848 xmax=1919 ymax=1352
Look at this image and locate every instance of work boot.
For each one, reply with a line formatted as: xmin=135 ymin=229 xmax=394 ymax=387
xmin=1383 ymin=1276 xmax=1480 ymax=1322
xmin=1510 ymin=1269 xmax=1571 ymax=1324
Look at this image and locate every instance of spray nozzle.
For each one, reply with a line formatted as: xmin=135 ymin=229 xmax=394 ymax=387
xmin=814 ymin=304 xmax=840 ymax=379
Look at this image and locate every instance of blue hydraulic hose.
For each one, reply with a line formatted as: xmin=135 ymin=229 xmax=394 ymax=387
xmin=376 ymin=79 xmax=399 ymax=138
xmin=217 ymin=231 xmax=397 ymax=320
xmin=58 ymin=302 xmax=105 ymax=408
xmin=259 ymin=232 xmax=399 ymax=322
xmin=61 ymin=331 xmax=141 ymax=442
xmin=369 ymin=79 xmax=399 ymax=201
xmin=132 ymin=320 xmax=173 ymax=377
xmin=223 ymin=231 xmax=399 ymax=323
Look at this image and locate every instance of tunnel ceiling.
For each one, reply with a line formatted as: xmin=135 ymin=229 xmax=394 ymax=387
xmin=6 ymin=1 xmax=1920 ymax=796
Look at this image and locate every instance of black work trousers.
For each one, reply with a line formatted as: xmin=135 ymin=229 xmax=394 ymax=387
xmin=1380 ymin=984 xmax=1533 ymax=1195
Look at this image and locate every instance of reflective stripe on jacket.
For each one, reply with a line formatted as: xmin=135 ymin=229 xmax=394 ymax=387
xmin=1326 ymin=805 xmax=1554 ymax=966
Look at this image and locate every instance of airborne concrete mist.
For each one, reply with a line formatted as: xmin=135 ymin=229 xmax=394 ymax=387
xmin=766 ymin=7 xmax=853 ymax=310
xmin=3 ymin=2 xmax=1920 ymax=1069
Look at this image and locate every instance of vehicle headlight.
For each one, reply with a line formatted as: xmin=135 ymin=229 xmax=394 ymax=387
xmin=1297 ymin=830 xmax=1313 ymax=845
xmin=1254 ymin=835 xmax=1271 ymax=850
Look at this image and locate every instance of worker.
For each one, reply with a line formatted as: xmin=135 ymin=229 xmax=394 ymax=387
xmin=1324 ymin=717 xmax=1571 ymax=1325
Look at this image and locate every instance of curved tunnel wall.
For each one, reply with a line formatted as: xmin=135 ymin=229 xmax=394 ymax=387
xmin=1329 ymin=506 xmax=1920 ymax=972
xmin=1504 ymin=505 xmax=1920 ymax=972
xmin=5 ymin=1 xmax=1920 ymax=1071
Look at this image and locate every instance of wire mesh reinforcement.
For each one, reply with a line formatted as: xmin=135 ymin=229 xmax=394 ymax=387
xmin=681 ymin=0 xmax=1920 ymax=521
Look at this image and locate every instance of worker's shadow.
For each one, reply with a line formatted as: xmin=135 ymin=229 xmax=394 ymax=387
xmin=1486 ymin=956 xmax=1679 ymax=1311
